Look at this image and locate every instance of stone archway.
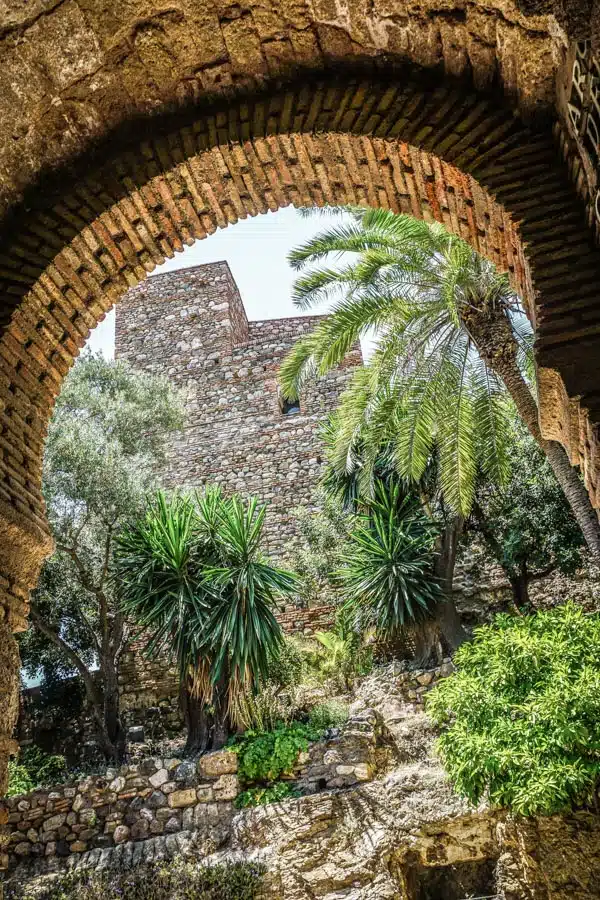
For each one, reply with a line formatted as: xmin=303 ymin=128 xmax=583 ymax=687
xmin=2 ymin=65 xmax=600 ymax=805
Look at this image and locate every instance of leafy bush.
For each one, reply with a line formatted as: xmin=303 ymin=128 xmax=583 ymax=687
xmin=231 ymin=721 xmax=321 ymax=785
xmin=426 ymin=603 xmax=600 ymax=816
xmin=234 ymin=781 xmax=299 ymax=808
xmin=7 ymin=762 xmax=34 ymax=797
xmin=7 ymin=857 xmax=265 ymax=900
xmin=308 ymin=700 xmax=349 ymax=731
xmin=265 ymin=637 xmax=306 ymax=689
xmin=7 ymin=746 xmax=66 ymax=797
xmin=307 ymin=610 xmax=373 ymax=690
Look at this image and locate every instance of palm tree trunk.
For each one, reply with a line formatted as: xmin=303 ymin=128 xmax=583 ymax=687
xmin=498 ymin=365 xmax=600 ymax=558
xmin=466 ymin=309 xmax=600 ymax=559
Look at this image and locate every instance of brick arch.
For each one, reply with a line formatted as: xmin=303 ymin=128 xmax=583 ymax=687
xmin=1 ymin=73 xmax=600 ymax=794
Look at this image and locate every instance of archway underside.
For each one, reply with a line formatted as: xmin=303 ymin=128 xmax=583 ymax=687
xmin=1 ymin=77 xmax=600 ymax=636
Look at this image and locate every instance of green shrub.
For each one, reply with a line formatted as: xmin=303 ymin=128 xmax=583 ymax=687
xmin=308 ymin=700 xmax=349 ymax=731
xmin=234 ymin=781 xmax=299 ymax=808
xmin=230 ymin=721 xmax=321 ymax=785
xmin=7 ymin=746 xmax=66 ymax=797
xmin=426 ymin=603 xmax=600 ymax=816
xmin=266 ymin=637 xmax=306 ymax=689
xmin=7 ymin=857 xmax=265 ymax=900
xmin=311 ymin=618 xmax=373 ymax=690
xmin=7 ymin=762 xmax=34 ymax=797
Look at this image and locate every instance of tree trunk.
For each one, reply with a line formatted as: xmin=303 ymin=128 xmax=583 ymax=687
xmin=181 ymin=681 xmax=211 ymax=754
xmin=102 ymin=658 xmax=126 ymax=762
xmin=464 ymin=305 xmax=600 ymax=559
xmin=211 ymin=674 xmax=230 ymax=750
xmin=29 ymin=604 xmax=121 ymax=761
xmin=433 ymin=515 xmax=469 ymax=651
xmin=509 ymin=565 xmax=530 ymax=611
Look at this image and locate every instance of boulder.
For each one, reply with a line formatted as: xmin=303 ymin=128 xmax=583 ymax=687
xmin=197 ymin=750 xmax=238 ymax=778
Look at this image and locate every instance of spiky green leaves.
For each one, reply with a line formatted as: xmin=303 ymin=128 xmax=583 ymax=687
xmin=339 ymin=482 xmax=441 ymax=636
xmin=116 ymin=489 xmax=297 ymax=706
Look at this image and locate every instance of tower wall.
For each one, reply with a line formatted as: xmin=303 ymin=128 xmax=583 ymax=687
xmin=115 ymin=261 xmax=362 ymax=561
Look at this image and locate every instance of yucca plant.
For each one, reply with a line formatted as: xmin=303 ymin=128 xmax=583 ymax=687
xmin=116 ymin=489 xmax=297 ymax=750
xmin=116 ymin=490 xmax=213 ymax=750
xmin=279 ymin=208 xmax=600 ymax=559
xmin=201 ymin=496 xmax=297 ymax=745
xmin=339 ymin=481 xmax=442 ymax=649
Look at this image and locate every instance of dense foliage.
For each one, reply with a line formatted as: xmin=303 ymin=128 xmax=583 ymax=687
xmin=116 ymin=489 xmax=297 ymax=750
xmin=7 ymin=858 xmax=265 ymax=900
xmin=7 ymin=746 xmax=66 ymax=797
xmin=234 ymin=781 xmax=299 ymax=808
xmin=292 ymin=493 xmax=353 ymax=606
xmin=231 ymin=721 xmax=321 ymax=785
xmin=426 ymin=603 xmax=600 ymax=815
xmin=313 ymin=627 xmax=373 ymax=690
xmin=279 ymin=206 xmax=600 ymax=558
xmin=339 ymin=482 xmax=441 ymax=636
xmin=469 ymin=422 xmax=585 ymax=608
xmin=21 ymin=353 xmax=183 ymax=759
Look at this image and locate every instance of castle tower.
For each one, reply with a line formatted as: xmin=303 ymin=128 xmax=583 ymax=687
xmin=115 ymin=262 xmax=362 ymax=561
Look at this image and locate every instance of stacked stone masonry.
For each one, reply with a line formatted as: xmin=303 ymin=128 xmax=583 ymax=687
xmin=115 ymin=262 xmax=362 ymax=560
xmin=5 ymin=709 xmax=380 ymax=874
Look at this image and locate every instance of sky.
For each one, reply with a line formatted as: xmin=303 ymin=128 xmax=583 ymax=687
xmin=87 ymin=207 xmax=348 ymax=358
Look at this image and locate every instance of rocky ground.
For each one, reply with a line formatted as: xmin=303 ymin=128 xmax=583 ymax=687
xmin=8 ymin=664 xmax=600 ymax=899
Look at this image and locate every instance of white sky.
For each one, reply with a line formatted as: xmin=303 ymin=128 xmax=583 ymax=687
xmin=87 ymin=207 xmax=348 ymax=358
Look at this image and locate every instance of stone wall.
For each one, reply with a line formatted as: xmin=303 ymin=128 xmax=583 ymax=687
xmin=5 ymin=709 xmax=380 ymax=876
xmin=4 ymin=749 xmax=240 ymax=871
xmin=115 ymin=262 xmax=362 ymax=561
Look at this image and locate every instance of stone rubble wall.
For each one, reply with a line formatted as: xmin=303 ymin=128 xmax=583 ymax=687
xmin=5 ymin=709 xmax=380 ymax=875
xmin=5 ymin=750 xmax=240 ymax=871
xmin=115 ymin=262 xmax=362 ymax=563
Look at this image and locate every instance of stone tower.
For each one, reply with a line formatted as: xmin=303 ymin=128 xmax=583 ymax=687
xmin=115 ymin=262 xmax=362 ymax=561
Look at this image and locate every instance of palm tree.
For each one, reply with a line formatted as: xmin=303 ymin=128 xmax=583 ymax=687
xmin=200 ymin=495 xmax=297 ymax=746
xmin=279 ymin=208 xmax=600 ymax=560
xmin=116 ymin=488 xmax=297 ymax=751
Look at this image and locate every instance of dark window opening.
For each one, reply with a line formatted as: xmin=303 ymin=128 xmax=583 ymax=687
xmin=414 ymin=859 xmax=498 ymax=900
xmin=281 ymin=397 xmax=301 ymax=416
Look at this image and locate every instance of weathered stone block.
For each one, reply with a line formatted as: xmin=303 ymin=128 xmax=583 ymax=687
xmin=147 ymin=791 xmax=167 ymax=809
xmin=213 ymin=774 xmax=239 ymax=801
xmin=149 ymin=769 xmax=168 ymax=789
xmin=113 ymin=825 xmax=130 ymax=844
xmin=198 ymin=750 xmax=238 ymax=778
xmin=42 ymin=814 xmax=66 ymax=832
xmin=168 ymin=789 xmax=197 ymax=809
xmin=164 ymin=816 xmax=181 ymax=833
